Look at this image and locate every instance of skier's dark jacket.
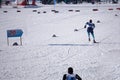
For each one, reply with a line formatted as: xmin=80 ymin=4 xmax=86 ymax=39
xmin=84 ymin=22 xmax=95 ymax=33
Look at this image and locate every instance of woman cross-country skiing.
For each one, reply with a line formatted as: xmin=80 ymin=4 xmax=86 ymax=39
xmin=84 ymin=19 xmax=97 ymax=43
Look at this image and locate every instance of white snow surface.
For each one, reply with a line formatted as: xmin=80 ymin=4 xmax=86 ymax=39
xmin=0 ymin=3 xmax=120 ymax=80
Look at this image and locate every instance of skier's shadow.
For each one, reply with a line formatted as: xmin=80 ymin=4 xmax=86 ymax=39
xmin=48 ymin=44 xmax=93 ymax=46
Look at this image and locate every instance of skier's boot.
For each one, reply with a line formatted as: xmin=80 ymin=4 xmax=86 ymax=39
xmin=88 ymin=38 xmax=91 ymax=42
xmin=93 ymin=40 xmax=97 ymax=43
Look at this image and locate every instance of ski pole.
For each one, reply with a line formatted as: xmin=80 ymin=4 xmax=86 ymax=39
xmin=78 ymin=28 xmax=85 ymax=31
xmin=74 ymin=28 xmax=84 ymax=32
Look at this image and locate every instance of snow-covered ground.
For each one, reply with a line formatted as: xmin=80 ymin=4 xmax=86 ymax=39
xmin=0 ymin=3 xmax=120 ymax=80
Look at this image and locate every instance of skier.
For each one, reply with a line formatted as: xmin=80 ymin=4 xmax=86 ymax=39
xmin=62 ymin=67 xmax=82 ymax=80
xmin=84 ymin=19 xmax=97 ymax=43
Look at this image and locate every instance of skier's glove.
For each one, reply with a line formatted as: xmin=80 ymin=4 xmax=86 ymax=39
xmin=84 ymin=25 xmax=86 ymax=28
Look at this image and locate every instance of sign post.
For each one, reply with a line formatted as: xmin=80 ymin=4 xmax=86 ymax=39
xmin=7 ymin=29 xmax=23 ymax=46
xmin=7 ymin=37 xmax=9 ymax=46
xmin=20 ymin=37 xmax=22 ymax=45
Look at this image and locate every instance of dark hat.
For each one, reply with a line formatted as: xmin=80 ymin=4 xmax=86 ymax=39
xmin=89 ymin=19 xmax=92 ymax=23
xmin=68 ymin=67 xmax=73 ymax=74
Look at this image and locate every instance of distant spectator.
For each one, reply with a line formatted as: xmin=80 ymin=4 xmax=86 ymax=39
xmin=0 ymin=0 xmax=2 ymax=8
xmin=5 ymin=0 xmax=11 ymax=5
xmin=62 ymin=67 xmax=82 ymax=80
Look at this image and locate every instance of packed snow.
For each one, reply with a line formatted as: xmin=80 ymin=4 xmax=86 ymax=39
xmin=0 ymin=2 xmax=120 ymax=80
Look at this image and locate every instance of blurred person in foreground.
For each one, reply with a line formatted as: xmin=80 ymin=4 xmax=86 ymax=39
xmin=62 ymin=67 xmax=82 ymax=80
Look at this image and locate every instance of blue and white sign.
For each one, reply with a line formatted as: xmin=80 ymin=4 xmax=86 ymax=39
xmin=7 ymin=29 xmax=23 ymax=37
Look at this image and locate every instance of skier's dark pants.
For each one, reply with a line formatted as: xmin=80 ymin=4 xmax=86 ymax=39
xmin=87 ymin=27 xmax=95 ymax=40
